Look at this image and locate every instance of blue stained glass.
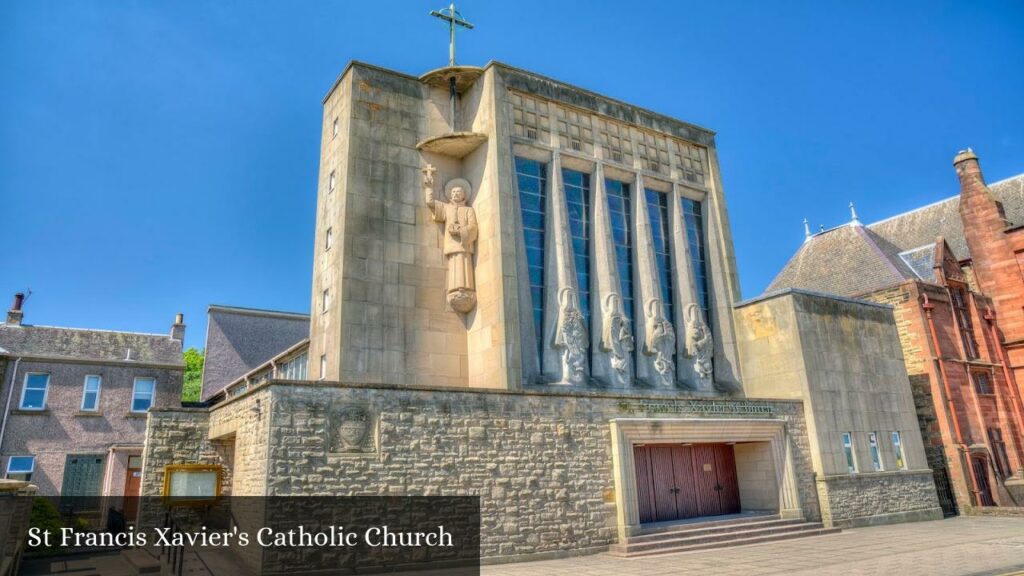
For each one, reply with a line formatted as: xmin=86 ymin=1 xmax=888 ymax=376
xmin=517 ymin=157 xmax=548 ymax=360
xmin=646 ymin=189 xmax=674 ymax=324
xmin=683 ymin=198 xmax=710 ymax=326
xmin=606 ymin=179 xmax=635 ymax=335
xmin=563 ymin=168 xmax=592 ymax=330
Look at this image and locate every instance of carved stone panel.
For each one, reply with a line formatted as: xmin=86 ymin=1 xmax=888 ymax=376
xmin=327 ymin=404 xmax=376 ymax=454
xmin=601 ymin=293 xmax=634 ymax=387
xmin=643 ymin=298 xmax=675 ymax=388
xmin=553 ymin=287 xmax=588 ymax=385
xmin=684 ymin=303 xmax=714 ymax=389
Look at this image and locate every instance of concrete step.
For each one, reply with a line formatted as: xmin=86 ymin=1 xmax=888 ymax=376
xmin=120 ymin=548 xmax=160 ymax=574
xmin=627 ymin=517 xmax=806 ymax=544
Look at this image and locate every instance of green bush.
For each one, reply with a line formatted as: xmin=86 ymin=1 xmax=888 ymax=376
xmin=29 ymin=498 xmax=63 ymax=551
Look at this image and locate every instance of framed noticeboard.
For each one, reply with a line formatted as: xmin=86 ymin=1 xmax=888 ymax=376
xmin=162 ymin=464 xmax=222 ymax=506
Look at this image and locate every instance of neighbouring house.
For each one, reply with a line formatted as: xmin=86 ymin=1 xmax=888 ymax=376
xmin=766 ymin=151 xmax=1024 ymax=515
xmin=0 ymin=293 xmax=185 ymax=521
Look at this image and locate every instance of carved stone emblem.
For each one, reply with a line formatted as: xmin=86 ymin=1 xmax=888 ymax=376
xmin=601 ymin=293 xmax=634 ymax=387
xmin=423 ymin=165 xmax=478 ymax=314
xmin=684 ymin=303 xmax=714 ymax=387
xmin=553 ymin=287 xmax=588 ymax=385
xmin=328 ymin=405 xmax=373 ymax=453
xmin=644 ymin=298 xmax=675 ymax=387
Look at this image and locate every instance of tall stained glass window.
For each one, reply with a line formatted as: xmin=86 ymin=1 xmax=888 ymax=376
xmin=516 ymin=157 xmax=548 ymax=359
xmin=606 ymin=179 xmax=635 ymax=334
xmin=563 ymin=169 xmax=591 ymax=328
xmin=645 ymin=189 xmax=674 ymax=324
xmin=683 ymin=198 xmax=710 ymax=324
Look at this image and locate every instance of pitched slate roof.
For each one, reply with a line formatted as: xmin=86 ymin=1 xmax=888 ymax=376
xmin=766 ymin=173 xmax=1024 ymax=297
xmin=0 ymin=323 xmax=184 ymax=366
xmin=201 ymin=305 xmax=309 ymax=400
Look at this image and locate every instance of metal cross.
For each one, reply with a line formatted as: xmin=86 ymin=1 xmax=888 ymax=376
xmin=430 ymin=2 xmax=474 ymax=67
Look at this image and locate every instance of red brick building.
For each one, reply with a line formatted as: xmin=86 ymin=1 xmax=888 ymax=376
xmin=768 ymin=151 xmax=1024 ymax=515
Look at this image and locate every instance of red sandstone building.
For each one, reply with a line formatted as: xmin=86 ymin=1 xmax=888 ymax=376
xmin=768 ymin=150 xmax=1024 ymax=515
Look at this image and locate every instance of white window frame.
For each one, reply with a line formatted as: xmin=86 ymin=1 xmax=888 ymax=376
xmin=325 ymin=227 xmax=333 ymax=251
xmin=5 ymin=455 xmax=35 ymax=477
xmin=891 ymin=431 xmax=907 ymax=470
xmin=842 ymin=432 xmax=857 ymax=473
xmin=19 ymin=373 xmax=50 ymax=411
xmin=868 ymin=432 xmax=884 ymax=471
xmin=131 ymin=377 xmax=156 ymax=413
xmin=81 ymin=374 xmax=102 ymax=411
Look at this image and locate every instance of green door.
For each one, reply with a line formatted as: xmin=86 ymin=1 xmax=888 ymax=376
xmin=61 ymin=454 xmax=105 ymax=496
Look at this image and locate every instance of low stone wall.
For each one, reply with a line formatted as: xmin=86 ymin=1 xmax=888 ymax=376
xmin=815 ymin=470 xmax=944 ymax=528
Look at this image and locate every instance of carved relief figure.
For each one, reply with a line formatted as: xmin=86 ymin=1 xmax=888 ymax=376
xmin=601 ymin=293 xmax=634 ymax=386
xmin=423 ymin=164 xmax=479 ymax=313
xmin=684 ymin=303 xmax=714 ymax=386
xmin=328 ymin=405 xmax=373 ymax=453
xmin=553 ymin=287 xmax=588 ymax=385
xmin=644 ymin=298 xmax=675 ymax=387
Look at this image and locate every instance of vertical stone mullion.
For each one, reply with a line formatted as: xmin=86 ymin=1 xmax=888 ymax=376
xmin=703 ymin=148 xmax=742 ymax=389
xmin=591 ymin=162 xmax=629 ymax=386
xmin=670 ymin=183 xmax=700 ymax=387
xmin=633 ymin=172 xmax=670 ymax=386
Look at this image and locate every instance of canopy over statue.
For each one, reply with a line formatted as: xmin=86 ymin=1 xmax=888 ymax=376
xmin=423 ymin=164 xmax=478 ymax=313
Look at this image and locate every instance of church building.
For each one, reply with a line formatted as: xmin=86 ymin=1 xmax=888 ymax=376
xmin=138 ymin=43 xmax=944 ymax=564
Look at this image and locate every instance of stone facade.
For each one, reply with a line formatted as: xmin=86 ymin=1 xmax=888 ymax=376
xmin=735 ymin=290 xmax=944 ymax=527
xmin=140 ymin=381 xmax=819 ymax=563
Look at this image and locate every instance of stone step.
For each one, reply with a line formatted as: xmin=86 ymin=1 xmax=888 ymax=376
xmin=631 ymin=513 xmax=781 ymax=537
xmin=609 ymin=523 xmax=841 ymax=557
xmin=627 ymin=517 xmax=805 ymax=544
xmin=121 ymin=547 xmax=160 ymax=574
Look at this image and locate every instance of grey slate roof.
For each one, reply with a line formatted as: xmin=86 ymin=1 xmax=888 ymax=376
xmin=201 ymin=305 xmax=309 ymax=400
xmin=0 ymin=323 xmax=184 ymax=366
xmin=766 ymin=173 xmax=1024 ymax=297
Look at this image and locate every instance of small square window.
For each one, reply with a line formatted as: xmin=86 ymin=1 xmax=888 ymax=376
xmin=868 ymin=432 xmax=883 ymax=471
xmin=81 ymin=375 xmax=101 ymax=411
xmin=6 ymin=456 xmax=34 ymax=481
xmin=842 ymin=432 xmax=857 ymax=473
xmin=319 ymin=355 xmax=327 ymax=380
xmin=973 ymin=371 xmax=993 ymax=395
xmin=891 ymin=431 xmax=907 ymax=470
xmin=325 ymin=228 xmax=333 ymax=251
xmin=20 ymin=373 xmax=49 ymax=410
xmin=131 ymin=377 xmax=156 ymax=413
xmin=329 ymin=171 xmax=336 ymax=193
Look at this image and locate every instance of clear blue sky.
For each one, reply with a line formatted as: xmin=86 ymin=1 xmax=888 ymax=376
xmin=2 ymin=1 xmax=1022 ymax=351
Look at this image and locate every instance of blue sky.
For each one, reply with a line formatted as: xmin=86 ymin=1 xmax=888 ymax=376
xmin=2 ymin=1 xmax=1022 ymax=351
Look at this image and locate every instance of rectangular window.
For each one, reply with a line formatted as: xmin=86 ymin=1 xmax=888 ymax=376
xmin=988 ymin=427 xmax=1012 ymax=477
xmin=682 ymin=198 xmax=711 ymax=326
xmin=973 ymin=371 xmax=993 ymax=395
xmin=515 ymin=157 xmax=548 ymax=360
xmin=606 ymin=179 xmax=635 ymax=338
xmin=278 ymin=352 xmax=308 ymax=380
xmin=646 ymin=188 xmax=674 ymax=324
xmin=868 ymin=432 xmax=883 ymax=471
xmin=891 ymin=431 xmax=907 ymax=470
xmin=19 ymin=373 xmax=49 ymax=410
xmin=329 ymin=170 xmax=336 ymax=193
xmin=131 ymin=378 xmax=155 ymax=413
xmin=950 ymin=287 xmax=978 ymax=359
xmin=322 ymin=288 xmax=330 ymax=313
xmin=81 ymin=375 xmax=101 ymax=411
xmin=842 ymin=432 xmax=857 ymax=473
xmin=6 ymin=456 xmax=34 ymax=481
xmin=319 ymin=354 xmax=327 ymax=380
xmin=325 ymin=227 xmax=333 ymax=251
xmin=563 ymin=169 xmax=591 ymax=329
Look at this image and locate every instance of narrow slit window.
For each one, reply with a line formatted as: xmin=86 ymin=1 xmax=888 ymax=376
xmin=891 ymin=431 xmax=907 ymax=470
xmin=842 ymin=432 xmax=857 ymax=473
xmin=563 ymin=169 xmax=591 ymax=329
xmin=682 ymin=198 xmax=710 ymax=325
xmin=645 ymin=188 xmax=674 ymax=324
xmin=950 ymin=287 xmax=978 ymax=359
xmin=868 ymin=432 xmax=883 ymax=471
xmin=606 ymin=179 xmax=635 ymax=341
xmin=515 ymin=157 xmax=548 ymax=361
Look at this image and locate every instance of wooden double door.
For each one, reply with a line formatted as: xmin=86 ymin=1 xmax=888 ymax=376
xmin=634 ymin=443 xmax=741 ymax=523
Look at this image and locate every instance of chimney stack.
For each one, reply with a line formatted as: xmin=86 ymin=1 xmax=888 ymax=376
xmin=6 ymin=293 xmax=24 ymax=326
xmin=171 ymin=313 xmax=186 ymax=342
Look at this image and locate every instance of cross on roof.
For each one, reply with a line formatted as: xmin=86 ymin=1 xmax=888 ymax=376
xmin=430 ymin=2 xmax=474 ymax=67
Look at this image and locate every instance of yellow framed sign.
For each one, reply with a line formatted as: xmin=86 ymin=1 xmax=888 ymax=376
xmin=162 ymin=464 xmax=222 ymax=506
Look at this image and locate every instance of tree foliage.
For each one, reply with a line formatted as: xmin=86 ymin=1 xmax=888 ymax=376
xmin=182 ymin=347 xmax=205 ymax=403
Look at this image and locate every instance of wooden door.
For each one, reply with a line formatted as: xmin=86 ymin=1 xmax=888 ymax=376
xmin=123 ymin=455 xmax=142 ymax=522
xmin=692 ymin=445 xmax=723 ymax=517
xmin=714 ymin=445 xmax=741 ymax=514
xmin=671 ymin=445 xmax=699 ymax=518
xmin=634 ymin=443 xmax=742 ymax=523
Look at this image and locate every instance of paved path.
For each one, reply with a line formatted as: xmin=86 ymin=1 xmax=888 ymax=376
xmin=482 ymin=517 xmax=1024 ymax=576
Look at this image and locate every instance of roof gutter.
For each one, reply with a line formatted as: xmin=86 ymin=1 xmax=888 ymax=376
xmin=0 ymin=357 xmax=22 ymax=455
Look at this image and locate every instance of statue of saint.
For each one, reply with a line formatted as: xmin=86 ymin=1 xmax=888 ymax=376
xmin=423 ymin=165 xmax=478 ymax=313
xmin=601 ymin=293 xmax=634 ymax=387
xmin=684 ymin=303 xmax=714 ymax=387
xmin=644 ymin=298 xmax=676 ymax=387
xmin=553 ymin=287 xmax=588 ymax=384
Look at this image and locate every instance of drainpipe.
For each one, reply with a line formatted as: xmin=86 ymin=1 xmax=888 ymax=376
xmin=921 ymin=294 xmax=981 ymax=506
xmin=0 ymin=357 xmax=22 ymax=455
xmin=984 ymin=307 xmax=1024 ymax=473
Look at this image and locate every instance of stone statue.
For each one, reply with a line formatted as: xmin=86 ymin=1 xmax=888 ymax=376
xmin=601 ymin=293 xmax=634 ymax=387
xmin=423 ymin=164 xmax=478 ymax=313
xmin=684 ymin=303 xmax=714 ymax=386
xmin=553 ymin=287 xmax=588 ymax=385
xmin=643 ymin=298 xmax=675 ymax=387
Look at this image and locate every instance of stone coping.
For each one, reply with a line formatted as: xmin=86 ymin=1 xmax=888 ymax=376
xmin=816 ymin=469 xmax=936 ymax=481
xmin=154 ymin=379 xmax=804 ymax=413
xmin=735 ymin=287 xmax=895 ymax=310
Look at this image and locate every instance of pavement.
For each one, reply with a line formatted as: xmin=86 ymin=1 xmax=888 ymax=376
xmin=481 ymin=516 xmax=1024 ymax=576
